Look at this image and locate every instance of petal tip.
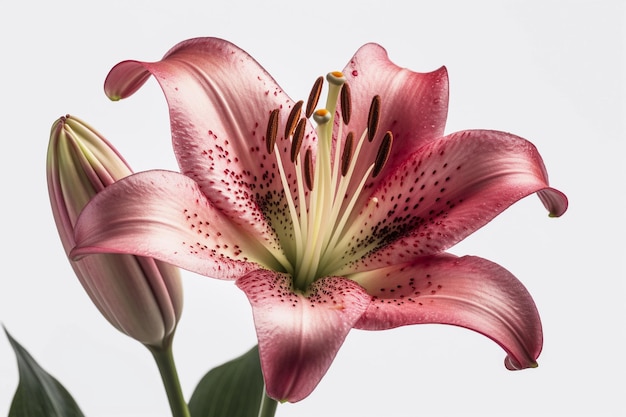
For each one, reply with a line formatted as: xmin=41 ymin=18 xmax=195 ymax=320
xmin=505 ymin=355 xmax=538 ymax=370
xmin=68 ymin=246 xmax=92 ymax=261
xmin=538 ymin=188 xmax=568 ymax=218
xmin=103 ymin=60 xmax=154 ymax=101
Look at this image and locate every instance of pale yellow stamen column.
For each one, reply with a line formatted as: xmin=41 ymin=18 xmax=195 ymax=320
xmin=272 ymin=71 xmax=392 ymax=291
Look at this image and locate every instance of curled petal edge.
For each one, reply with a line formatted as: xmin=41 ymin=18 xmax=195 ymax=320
xmin=351 ymin=254 xmax=543 ymax=371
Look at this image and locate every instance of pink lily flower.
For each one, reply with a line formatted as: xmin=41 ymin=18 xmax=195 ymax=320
xmin=47 ymin=115 xmax=183 ymax=348
xmin=71 ymin=38 xmax=567 ymax=402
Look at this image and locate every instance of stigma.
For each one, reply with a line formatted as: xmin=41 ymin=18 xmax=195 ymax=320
xmin=264 ymin=72 xmax=393 ymax=291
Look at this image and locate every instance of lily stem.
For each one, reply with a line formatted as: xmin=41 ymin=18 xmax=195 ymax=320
xmin=148 ymin=339 xmax=191 ymax=417
xmin=257 ymin=386 xmax=278 ymax=417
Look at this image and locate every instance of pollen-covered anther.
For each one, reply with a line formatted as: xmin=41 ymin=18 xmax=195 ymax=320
xmin=266 ymin=108 xmax=280 ymax=154
xmin=367 ymin=95 xmax=381 ymax=142
xmin=304 ymin=148 xmax=314 ymax=191
xmin=285 ymin=100 xmax=304 ymax=138
xmin=340 ymin=83 xmax=352 ymax=125
xmin=373 ymin=131 xmax=393 ymax=178
xmin=290 ymin=118 xmax=306 ymax=162
xmin=306 ymin=76 xmax=324 ymax=118
xmin=313 ymin=109 xmax=332 ymax=125
xmin=341 ymin=132 xmax=354 ymax=177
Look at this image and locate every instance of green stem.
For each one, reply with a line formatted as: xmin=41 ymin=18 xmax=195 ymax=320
xmin=257 ymin=386 xmax=278 ymax=417
xmin=148 ymin=340 xmax=191 ymax=417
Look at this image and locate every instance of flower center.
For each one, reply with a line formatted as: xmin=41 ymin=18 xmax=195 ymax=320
xmin=264 ymin=72 xmax=393 ymax=291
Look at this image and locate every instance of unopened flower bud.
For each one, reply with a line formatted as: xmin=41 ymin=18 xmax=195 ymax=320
xmin=46 ymin=115 xmax=183 ymax=348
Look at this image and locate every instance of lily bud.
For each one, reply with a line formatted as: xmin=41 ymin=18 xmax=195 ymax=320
xmin=46 ymin=115 xmax=183 ymax=348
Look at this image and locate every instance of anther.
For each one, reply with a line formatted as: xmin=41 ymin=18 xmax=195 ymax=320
xmin=372 ymin=131 xmax=393 ymax=178
xmin=326 ymin=71 xmax=346 ymax=86
xmin=367 ymin=95 xmax=381 ymax=142
xmin=306 ymin=76 xmax=324 ymax=118
xmin=313 ymin=109 xmax=331 ymax=125
xmin=341 ymin=131 xmax=354 ymax=177
xmin=285 ymin=100 xmax=303 ymax=139
xmin=340 ymin=83 xmax=352 ymax=125
xmin=304 ymin=148 xmax=314 ymax=191
xmin=291 ymin=118 xmax=306 ymax=162
xmin=266 ymin=108 xmax=280 ymax=154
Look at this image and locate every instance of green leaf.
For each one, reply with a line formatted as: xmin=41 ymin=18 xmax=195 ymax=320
xmin=4 ymin=327 xmax=85 ymax=417
xmin=188 ymin=345 xmax=277 ymax=417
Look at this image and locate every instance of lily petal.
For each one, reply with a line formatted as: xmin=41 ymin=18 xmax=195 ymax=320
xmin=351 ymin=254 xmax=542 ymax=370
xmin=72 ymin=170 xmax=280 ymax=278
xmin=339 ymin=129 xmax=567 ymax=273
xmin=338 ymin=43 xmax=449 ymax=206
xmin=104 ymin=37 xmax=316 ymax=251
xmin=236 ymin=270 xmax=371 ymax=402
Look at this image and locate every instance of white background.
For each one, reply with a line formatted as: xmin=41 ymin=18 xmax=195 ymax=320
xmin=1 ymin=1 xmax=624 ymax=416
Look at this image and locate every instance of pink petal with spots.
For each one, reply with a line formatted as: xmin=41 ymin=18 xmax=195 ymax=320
xmin=104 ymin=37 xmax=317 ymax=251
xmin=236 ymin=271 xmax=371 ymax=402
xmin=340 ymin=129 xmax=567 ymax=273
xmin=72 ymin=170 xmax=280 ymax=278
xmin=351 ymin=255 xmax=542 ymax=370
xmin=336 ymin=43 xmax=449 ymax=210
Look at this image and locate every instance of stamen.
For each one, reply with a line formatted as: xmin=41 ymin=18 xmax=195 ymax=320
xmin=326 ymin=71 xmax=346 ymax=86
xmin=265 ymin=108 xmax=280 ymax=154
xmin=313 ymin=109 xmax=332 ymax=125
xmin=330 ymin=120 xmax=345 ymax=192
xmin=271 ymin=138 xmax=302 ymax=273
xmin=264 ymin=72 xmax=393 ymax=288
xmin=285 ymin=100 xmax=303 ymax=139
xmin=320 ymin=195 xmax=379 ymax=276
xmin=304 ymin=148 xmax=314 ymax=191
xmin=324 ymin=72 xmax=345 ymax=124
xmin=306 ymin=76 xmax=324 ymax=118
xmin=291 ymin=118 xmax=306 ymax=162
xmin=372 ymin=131 xmax=393 ymax=178
xmin=367 ymin=95 xmax=381 ymax=142
xmin=340 ymin=83 xmax=352 ymax=125
xmin=318 ymin=129 xmax=372 ymax=270
xmin=341 ymin=131 xmax=354 ymax=177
